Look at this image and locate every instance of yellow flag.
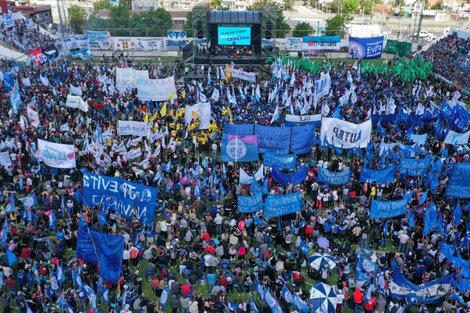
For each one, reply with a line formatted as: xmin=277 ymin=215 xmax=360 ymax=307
xmin=144 ymin=111 xmax=149 ymax=123
xmin=149 ymin=112 xmax=159 ymax=122
xmin=160 ymin=103 xmax=167 ymax=117
xmin=167 ymin=91 xmax=174 ymax=101
xmin=176 ymin=108 xmax=185 ymax=119
xmin=181 ymin=90 xmax=186 ymax=99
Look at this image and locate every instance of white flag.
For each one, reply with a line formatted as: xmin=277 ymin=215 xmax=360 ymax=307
xmin=27 ymin=106 xmax=40 ymax=127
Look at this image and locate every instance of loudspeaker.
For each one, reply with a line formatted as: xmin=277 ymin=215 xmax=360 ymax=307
xmin=196 ymin=20 xmax=204 ymax=39
xmin=266 ymin=20 xmax=273 ymax=39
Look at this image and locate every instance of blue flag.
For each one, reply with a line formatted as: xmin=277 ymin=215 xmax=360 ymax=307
xmin=249 ymin=298 xmax=259 ymax=313
xmin=419 ymin=191 xmax=428 ymax=205
xmin=0 ymin=219 xmax=8 ymax=247
xmin=6 ymin=248 xmax=17 ymax=266
xmin=49 ymin=210 xmax=57 ymax=230
xmin=453 ymin=201 xmax=462 ymax=226
xmin=281 ymin=284 xmax=293 ymax=303
xmin=408 ymin=211 xmax=416 ymax=228
xmin=160 ymin=288 xmax=169 ymax=309
xmin=89 ymin=229 xmax=125 ymax=283
xmin=299 ymin=241 xmax=310 ymax=256
xmin=7 ymin=193 xmax=14 ymax=213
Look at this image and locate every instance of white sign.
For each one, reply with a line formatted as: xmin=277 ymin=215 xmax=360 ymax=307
xmin=66 ymin=95 xmax=89 ymax=112
xmin=86 ymin=31 xmax=111 ymax=50
xmin=232 ymin=69 xmax=257 ymax=83
xmin=0 ymin=151 xmax=12 ymax=168
xmin=320 ymin=117 xmax=372 ymax=149
xmin=116 ymin=68 xmax=149 ymax=92
xmin=63 ymin=34 xmax=90 ymax=50
xmin=137 ymin=76 xmax=177 ymax=102
xmin=444 ymin=130 xmax=470 ymax=145
xmin=285 ymin=114 xmax=322 ymax=124
xmin=27 ymin=106 xmax=40 ymax=127
xmin=286 ymin=37 xmax=303 ymax=51
xmin=118 ymin=120 xmax=151 ymax=137
xmin=112 ymin=37 xmax=165 ymax=51
xmin=184 ymin=102 xmax=212 ymax=130
xmin=37 ymin=139 xmax=76 ymax=169
xmin=3 ymin=13 xmax=14 ymax=29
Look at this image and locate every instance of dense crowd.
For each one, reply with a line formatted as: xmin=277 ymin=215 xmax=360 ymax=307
xmin=0 ymin=31 xmax=468 ymax=313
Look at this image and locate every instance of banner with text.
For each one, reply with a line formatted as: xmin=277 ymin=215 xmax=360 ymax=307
xmin=264 ymin=192 xmax=302 ymax=217
xmin=272 ymin=165 xmax=308 ymax=186
xmin=113 ymin=37 xmax=165 ymax=51
xmin=82 ymin=171 xmax=158 ymax=226
xmin=237 ymin=193 xmax=263 ymax=213
xmin=399 ymin=158 xmax=431 ymax=177
xmin=445 ymin=163 xmax=470 ymax=198
xmin=285 ymin=37 xmax=303 ymax=51
xmin=37 ymin=139 xmax=76 ymax=169
xmin=66 ymin=95 xmax=89 ymax=112
xmin=348 ymin=36 xmax=384 ymax=59
xmin=370 ymin=198 xmax=408 ymax=219
xmin=86 ymin=31 xmax=112 ymax=50
xmin=303 ymin=36 xmax=341 ymax=51
xmin=285 ymin=114 xmax=322 ymax=127
xmin=118 ymin=120 xmax=151 ymax=137
xmin=318 ymin=167 xmax=351 ymax=185
xmin=320 ymin=118 xmax=372 ymax=148
xmin=232 ymin=69 xmax=257 ymax=83
xmin=263 ymin=152 xmax=297 ymax=170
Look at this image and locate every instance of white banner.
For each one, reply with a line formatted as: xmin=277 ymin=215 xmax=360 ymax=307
xmin=116 ymin=68 xmax=149 ymax=92
xmin=118 ymin=120 xmax=150 ymax=137
xmin=444 ymin=130 xmax=470 ymax=145
xmin=63 ymin=34 xmax=90 ymax=50
xmin=137 ymin=76 xmax=177 ymax=102
xmin=37 ymin=139 xmax=76 ymax=169
xmin=69 ymin=84 xmax=83 ymax=96
xmin=112 ymin=37 xmax=165 ymax=51
xmin=0 ymin=151 xmax=12 ymax=168
xmin=27 ymin=106 xmax=40 ymax=127
xmin=320 ymin=117 xmax=372 ymax=148
xmin=86 ymin=31 xmax=112 ymax=50
xmin=127 ymin=148 xmax=143 ymax=160
xmin=184 ymin=102 xmax=212 ymax=130
xmin=285 ymin=114 xmax=322 ymax=125
xmin=232 ymin=69 xmax=257 ymax=83
xmin=3 ymin=13 xmax=14 ymax=29
xmin=286 ymin=37 xmax=303 ymax=51
xmin=66 ymin=95 xmax=88 ymax=112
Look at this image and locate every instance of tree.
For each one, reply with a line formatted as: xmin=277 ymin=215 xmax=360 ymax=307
xmin=109 ymin=0 xmax=131 ymax=35
xmin=93 ymin=0 xmax=113 ymax=12
xmin=248 ymin=1 xmax=291 ymax=38
xmin=293 ymin=22 xmax=314 ymax=37
xmin=332 ymin=0 xmax=360 ymax=13
xmin=361 ymin=0 xmax=382 ymax=15
xmin=131 ymin=8 xmax=172 ymax=36
xmin=284 ymin=0 xmax=295 ymax=10
xmin=210 ymin=0 xmax=223 ymax=10
xmin=431 ymin=1 xmax=443 ymax=10
xmin=325 ymin=14 xmax=352 ymax=38
xmin=68 ymin=5 xmax=86 ymax=33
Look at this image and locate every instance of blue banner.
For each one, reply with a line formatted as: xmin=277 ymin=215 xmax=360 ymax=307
xmin=263 ymin=152 xmax=297 ymax=170
xmin=89 ymin=229 xmax=124 ymax=283
xmin=348 ymin=36 xmax=384 ymax=59
xmin=272 ymin=165 xmax=308 ymax=186
xmin=399 ymin=158 xmax=431 ymax=176
xmin=255 ymin=125 xmax=291 ymax=154
xmin=453 ymin=104 xmax=470 ymax=133
xmin=237 ymin=193 xmax=263 ymax=213
xmin=360 ymin=165 xmax=397 ymax=184
xmin=318 ymin=167 xmax=351 ymax=185
xmin=76 ymin=221 xmax=98 ymax=264
xmin=303 ymin=35 xmax=340 ymax=43
xmin=389 ymin=271 xmax=453 ymax=304
xmin=264 ymin=193 xmax=302 ymax=217
xmin=69 ymin=49 xmax=93 ymax=60
xmin=223 ymin=124 xmax=254 ymax=135
xmin=292 ymin=125 xmax=315 ymax=154
xmin=82 ymin=171 xmax=158 ymax=226
xmin=221 ymin=134 xmax=259 ymax=162
xmin=410 ymin=134 xmax=428 ymax=146
xmin=370 ymin=198 xmax=408 ymax=219
xmin=445 ymin=163 xmax=470 ymax=198
xmin=440 ymin=102 xmax=456 ymax=120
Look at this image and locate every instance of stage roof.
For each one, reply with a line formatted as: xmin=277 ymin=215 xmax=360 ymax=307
xmin=207 ymin=11 xmax=261 ymax=25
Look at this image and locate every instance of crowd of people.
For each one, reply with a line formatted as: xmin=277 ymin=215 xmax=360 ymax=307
xmin=0 ymin=29 xmax=468 ymax=313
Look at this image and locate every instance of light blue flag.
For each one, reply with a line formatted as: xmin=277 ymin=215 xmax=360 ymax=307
xmin=7 ymin=193 xmax=14 ymax=213
xmin=95 ymin=124 xmax=102 ymax=143
xmin=160 ymin=287 xmax=169 ymax=309
xmin=281 ymin=284 xmax=293 ymax=303
xmin=249 ymin=297 xmax=259 ymax=313
xmin=83 ymin=285 xmax=97 ymax=309
xmin=293 ymin=293 xmax=309 ymax=313
xmin=6 ymin=248 xmax=17 ymax=266
xmin=10 ymin=87 xmax=21 ymax=114
xmin=21 ymin=194 xmax=37 ymax=208
xmin=24 ymin=300 xmax=33 ymax=313
xmin=1 ymin=219 xmax=8 ymax=247
xmin=57 ymin=262 xmax=65 ymax=284
xmin=49 ymin=210 xmax=57 ymax=230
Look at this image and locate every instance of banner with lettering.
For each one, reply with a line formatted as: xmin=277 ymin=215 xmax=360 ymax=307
xmin=263 ymin=152 xmax=296 ymax=170
xmin=285 ymin=114 xmax=322 ymax=127
xmin=86 ymin=31 xmax=111 ymax=50
xmin=360 ymin=165 xmax=397 ymax=184
xmin=389 ymin=271 xmax=452 ymax=304
xmin=348 ymin=36 xmax=384 ymax=59
xmin=137 ymin=76 xmax=176 ymax=102
xmin=37 ymin=139 xmax=76 ymax=169
xmin=232 ymin=69 xmax=257 ymax=83
xmin=237 ymin=193 xmax=263 ymax=213
xmin=445 ymin=163 xmax=470 ymax=198
xmin=221 ymin=134 xmax=259 ymax=162
xmin=264 ymin=193 xmax=302 ymax=217
xmin=223 ymin=124 xmax=255 ymax=135
xmin=399 ymin=158 xmax=431 ymax=177
xmin=112 ymin=37 xmax=165 ymax=51
xmin=370 ymin=198 xmax=408 ymax=219
xmin=82 ymin=171 xmax=158 ymax=226
xmin=66 ymin=95 xmax=89 ymax=112
xmin=285 ymin=37 xmax=303 ymax=51
xmin=318 ymin=167 xmax=351 ymax=185
xmin=255 ymin=125 xmax=291 ymax=154
xmin=302 ymin=36 xmax=341 ymax=51
xmin=118 ymin=120 xmax=151 ymax=137
xmin=320 ymin=118 xmax=372 ymax=148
